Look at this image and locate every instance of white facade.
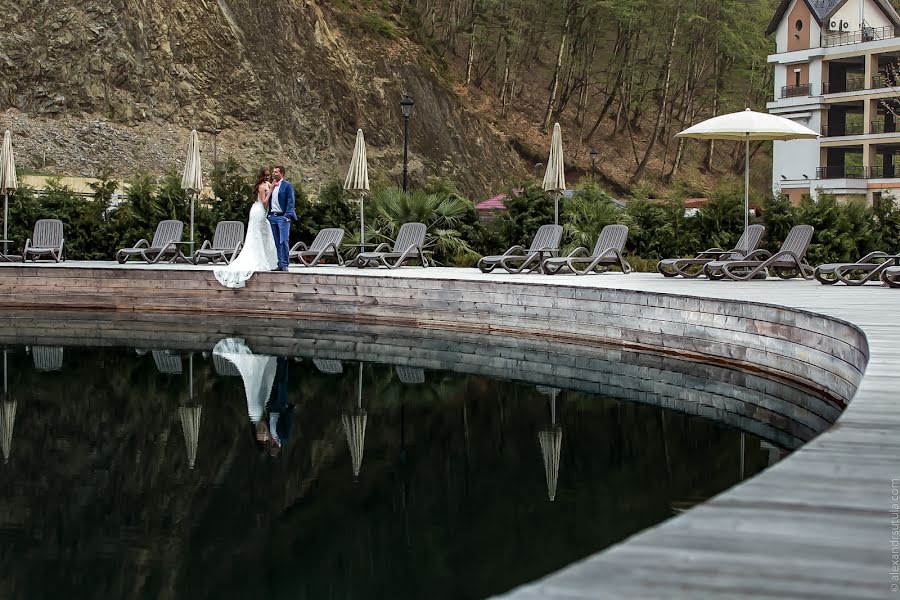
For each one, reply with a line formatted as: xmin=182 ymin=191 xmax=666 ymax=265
xmin=767 ymin=0 xmax=900 ymax=205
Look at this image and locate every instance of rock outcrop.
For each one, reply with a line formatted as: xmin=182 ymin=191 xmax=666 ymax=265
xmin=0 ymin=0 xmax=524 ymax=195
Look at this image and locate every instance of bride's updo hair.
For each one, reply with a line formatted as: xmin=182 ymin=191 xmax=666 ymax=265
xmin=253 ymin=167 xmax=270 ymax=198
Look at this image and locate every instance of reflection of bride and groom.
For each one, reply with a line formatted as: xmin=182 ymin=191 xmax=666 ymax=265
xmin=213 ymin=338 xmax=294 ymax=456
xmin=213 ymin=166 xmax=297 ymax=289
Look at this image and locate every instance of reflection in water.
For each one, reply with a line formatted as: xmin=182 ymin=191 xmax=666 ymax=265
xmin=0 ymin=323 xmax=822 ymax=600
xmin=537 ymin=387 xmax=563 ymax=502
xmin=31 ymin=345 xmax=63 ymax=371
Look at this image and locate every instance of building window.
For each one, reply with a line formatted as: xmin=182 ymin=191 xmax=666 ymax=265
xmin=795 ymin=19 xmax=803 ymax=31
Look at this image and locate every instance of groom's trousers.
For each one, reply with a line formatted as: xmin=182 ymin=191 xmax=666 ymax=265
xmin=268 ymin=214 xmax=291 ymax=269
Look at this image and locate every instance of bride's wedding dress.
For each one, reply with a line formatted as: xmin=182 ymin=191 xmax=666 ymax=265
xmin=214 ymin=198 xmax=278 ymax=289
xmin=212 ymin=338 xmax=277 ymax=425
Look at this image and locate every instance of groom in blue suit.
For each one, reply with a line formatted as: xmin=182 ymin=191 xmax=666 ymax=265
xmin=267 ymin=165 xmax=297 ymax=271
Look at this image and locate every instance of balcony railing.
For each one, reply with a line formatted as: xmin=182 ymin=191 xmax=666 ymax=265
xmin=780 ymin=83 xmax=813 ymax=98
xmin=822 ymin=25 xmax=897 ymax=47
xmin=821 ymin=75 xmax=866 ymax=94
xmin=867 ymin=165 xmax=900 ymax=178
xmin=821 ymin=122 xmax=866 ymax=137
xmin=870 ymin=119 xmax=899 ymax=134
xmin=816 ymin=166 xmax=900 ymax=179
xmin=816 ymin=166 xmax=867 ymax=179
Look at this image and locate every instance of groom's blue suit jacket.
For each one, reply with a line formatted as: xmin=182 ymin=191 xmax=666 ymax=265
xmin=269 ymin=180 xmax=297 ymax=221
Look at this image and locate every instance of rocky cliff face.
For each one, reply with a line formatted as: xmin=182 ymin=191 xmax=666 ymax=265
xmin=0 ymin=0 xmax=523 ymax=195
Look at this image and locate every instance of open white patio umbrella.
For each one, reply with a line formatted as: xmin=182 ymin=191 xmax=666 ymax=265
xmin=344 ymin=129 xmax=370 ymax=244
xmin=542 ymin=123 xmax=566 ymax=226
xmin=676 ymin=109 xmax=819 ymax=232
xmin=180 ymin=130 xmax=203 ymax=253
xmin=0 ymin=131 xmax=18 ymax=255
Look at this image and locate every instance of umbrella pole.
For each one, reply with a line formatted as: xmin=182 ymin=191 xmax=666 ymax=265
xmin=360 ymin=192 xmax=365 ymax=245
xmin=358 ymin=362 xmax=363 ymax=410
xmin=744 ymin=136 xmax=750 ymax=233
xmin=3 ymin=350 xmax=6 ymax=398
xmin=190 ymin=192 xmax=196 ymax=256
xmin=3 ymin=191 xmax=7 ymax=256
xmin=554 ymin=192 xmax=559 ymax=226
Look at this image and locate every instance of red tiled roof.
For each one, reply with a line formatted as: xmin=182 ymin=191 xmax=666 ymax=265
xmin=476 ymin=193 xmax=507 ymax=211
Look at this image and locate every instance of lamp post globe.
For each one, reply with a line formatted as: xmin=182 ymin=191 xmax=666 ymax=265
xmin=400 ymin=95 xmax=414 ymax=192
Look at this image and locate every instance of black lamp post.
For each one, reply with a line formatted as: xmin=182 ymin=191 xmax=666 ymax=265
xmin=589 ymin=148 xmax=598 ymax=182
xmin=211 ymin=128 xmax=222 ymax=166
xmin=400 ymin=95 xmax=415 ymax=192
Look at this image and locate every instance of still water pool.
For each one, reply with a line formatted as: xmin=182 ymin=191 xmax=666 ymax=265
xmin=0 ymin=322 xmax=799 ymax=600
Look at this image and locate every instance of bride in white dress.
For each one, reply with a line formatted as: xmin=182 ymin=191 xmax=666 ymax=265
xmin=214 ymin=167 xmax=279 ymax=288
xmin=212 ymin=337 xmax=277 ymax=441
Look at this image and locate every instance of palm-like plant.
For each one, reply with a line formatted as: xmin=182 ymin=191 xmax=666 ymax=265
xmin=562 ymin=186 xmax=624 ymax=253
xmin=366 ymin=186 xmax=476 ymax=265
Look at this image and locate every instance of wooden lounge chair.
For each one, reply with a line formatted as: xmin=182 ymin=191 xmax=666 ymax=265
xmin=882 ymin=265 xmax=900 ymax=288
xmin=477 ymin=224 xmax=563 ymax=274
xmin=657 ymin=224 xmax=765 ymax=278
xmin=814 ymin=251 xmax=900 ymax=285
xmin=543 ymin=224 xmax=631 ymax=275
xmin=116 ymin=220 xmax=184 ymax=264
xmin=23 ymin=219 xmax=64 ymax=262
xmin=703 ymin=224 xmax=815 ymax=281
xmin=193 ymin=221 xmax=244 ymax=265
xmin=352 ymin=222 xmax=428 ymax=268
xmin=290 ymin=227 xmax=345 ymax=266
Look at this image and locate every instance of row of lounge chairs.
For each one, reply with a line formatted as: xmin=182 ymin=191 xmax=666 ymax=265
xmin=478 ymin=224 xmax=633 ymax=275
xmin=114 ymin=219 xmax=431 ymax=269
xmin=658 ymin=223 xmax=900 ymax=285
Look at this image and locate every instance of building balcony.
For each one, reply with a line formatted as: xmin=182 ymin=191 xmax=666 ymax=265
xmin=821 ymin=123 xmax=866 ymax=137
xmin=815 ymin=165 xmax=900 ymax=179
xmin=822 ymin=26 xmax=898 ymax=48
xmin=870 ymin=119 xmax=898 ymax=134
xmin=822 ymin=76 xmax=866 ymax=94
xmin=780 ymin=84 xmax=813 ymax=98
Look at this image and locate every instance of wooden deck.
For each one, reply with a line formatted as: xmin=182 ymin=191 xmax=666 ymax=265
xmin=0 ymin=261 xmax=897 ymax=599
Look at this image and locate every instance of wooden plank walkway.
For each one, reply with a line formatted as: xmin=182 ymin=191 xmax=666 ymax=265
xmin=0 ymin=261 xmax=898 ymax=599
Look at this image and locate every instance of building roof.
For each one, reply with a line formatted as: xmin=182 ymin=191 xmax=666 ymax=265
xmin=766 ymin=0 xmax=900 ymax=35
xmin=476 ymin=193 xmax=507 ymax=211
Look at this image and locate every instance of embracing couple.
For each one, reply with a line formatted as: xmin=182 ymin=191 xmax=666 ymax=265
xmin=214 ymin=165 xmax=297 ymax=289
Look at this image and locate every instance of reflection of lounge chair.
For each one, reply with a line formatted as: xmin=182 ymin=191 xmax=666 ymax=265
xmin=477 ymin=224 xmax=563 ymax=274
xmin=213 ymin=351 xmax=240 ymax=376
xmin=32 ymin=346 xmax=63 ymax=371
xmin=658 ymin=224 xmax=765 ymax=278
xmin=153 ymin=350 xmax=182 ymax=374
xmin=882 ymin=265 xmax=900 ymax=288
xmin=313 ymin=358 xmax=343 ymax=375
xmin=703 ymin=225 xmax=815 ymax=281
xmin=290 ymin=228 xmax=345 ymax=266
xmin=193 ymin=221 xmax=244 ymax=265
xmin=543 ymin=224 xmax=631 ymax=275
xmin=352 ymin=222 xmax=428 ymax=268
xmin=395 ymin=366 xmax=424 ymax=384
xmin=116 ymin=220 xmax=184 ymax=264
xmin=814 ymin=251 xmax=900 ymax=285
xmin=24 ymin=219 xmax=65 ymax=262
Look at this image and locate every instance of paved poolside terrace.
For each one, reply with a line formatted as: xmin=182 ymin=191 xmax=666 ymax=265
xmin=0 ymin=260 xmax=897 ymax=600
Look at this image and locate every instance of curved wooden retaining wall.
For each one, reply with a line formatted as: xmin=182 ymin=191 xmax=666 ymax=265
xmin=0 ymin=265 xmax=866 ymax=410
xmin=0 ymin=264 xmax=878 ymax=599
xmin=0 ymin=311 xmax=840 ymax=451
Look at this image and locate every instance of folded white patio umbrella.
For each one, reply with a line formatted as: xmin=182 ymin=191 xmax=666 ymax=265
xmin=0 ymin=131 xmax=18 ymax=253
xmin=344 ymin=129 xmax=370 ymax=243
xmin=342 ymin=362 xmax=367 ymax=479
xmin=181 ymin=130 xmax=203 ymax=252
xmin=179 ymin=405 xmax=202 ymax=469
xmin=1 ymin=399 xmax=15 ymax=463
xmin=676 ymin=109 xmax=818 ymax=231
xmin=537 ymin=386 xmax=562 ymax=502
xmin=542 ymin=123 xmax=566 ymax=226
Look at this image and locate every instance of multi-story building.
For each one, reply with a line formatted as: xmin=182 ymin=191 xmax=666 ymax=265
xmin=767 ymin=0 xmax=900 ymax=205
